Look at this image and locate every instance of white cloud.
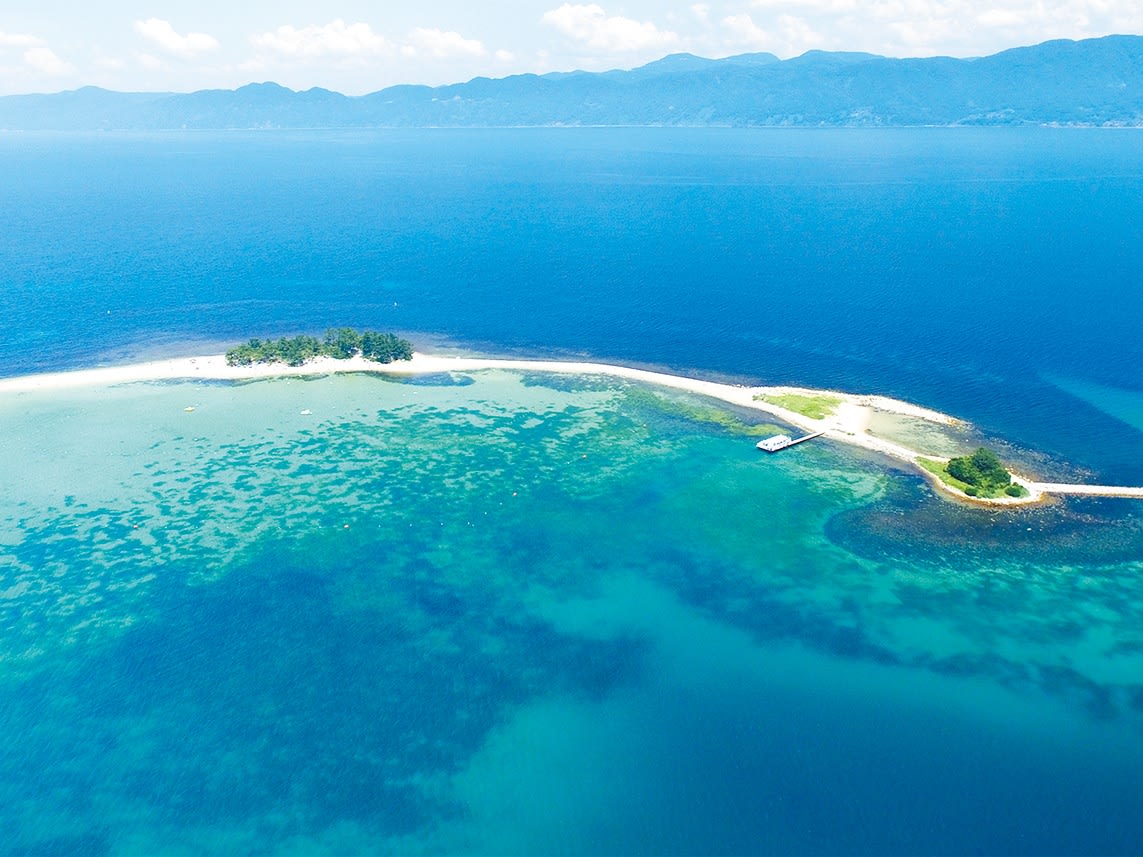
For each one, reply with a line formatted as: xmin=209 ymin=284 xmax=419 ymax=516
xmin=251 ymin=19 xmax=390 ymax=58
xmin=720 ymin=13 xmax=772 ymax=48
xmin=692 ymin=4 xmax=712 ymax=26
xmin=23 ymin=46 xmax=73 ymax=75
xmin=405 ymin=27 xmax=486 ymax=59
xmin=736 ymin=0 xmax=1143 ymax=57
xmin=134 ymin=18 xmax=219 ymax=58
xmin=718 ymin=10 xmax=824 ymax=54
xmin=0 ymin=30 xmax=73 ymax=77
xmin=138 ymin=53 xmax=164 ymax=70
xmin=495 ymin=49 xmax=516 ymax=62
xmin=750 ymin=0 xmax=858 ymax=10
xmin=977 ymin=8 xmax=1028 ymax=28
xmin=0 ymin=31 xmax=44 ymax=49
xmin=777 ymin=14 xmax=824 ymax=50
xmin=542 ymin=3 xmax=680 ymax=53
xmin=888 ymin=16 xmax=960 ymax=52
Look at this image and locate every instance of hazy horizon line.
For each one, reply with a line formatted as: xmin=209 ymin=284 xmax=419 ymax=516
xmin=3 ymin=33 xmax=1135 ymax=99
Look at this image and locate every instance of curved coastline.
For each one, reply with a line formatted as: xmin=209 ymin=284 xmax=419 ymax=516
xmin=3 ymin=352 xmax=1141 ymax=506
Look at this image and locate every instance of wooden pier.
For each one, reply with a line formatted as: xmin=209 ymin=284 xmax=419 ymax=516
xmin=756 ymin=431 xmax=825 ymax=453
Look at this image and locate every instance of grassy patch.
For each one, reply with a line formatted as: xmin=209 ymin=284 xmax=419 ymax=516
xmin=918 ymin=457 xmax=971 ymax=492
xmin=755 ymin=393 xmax=842 ymax=420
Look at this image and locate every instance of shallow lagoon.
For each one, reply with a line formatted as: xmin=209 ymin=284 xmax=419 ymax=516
xmin=2 ymin=370 xmax=1142 ymax=855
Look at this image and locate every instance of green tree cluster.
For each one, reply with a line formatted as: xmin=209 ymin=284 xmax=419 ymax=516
xmin=225 ymin=328 xmax=413 ymax=367
xmin=359 ymin=330 xmax=413 ymax=363
xmin=946 ymin=447 xmax=1016 ymax=496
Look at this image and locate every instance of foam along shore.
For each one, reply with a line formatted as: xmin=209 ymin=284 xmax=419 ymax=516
xmin=3 ymin=352 xmax=1141 ymax=506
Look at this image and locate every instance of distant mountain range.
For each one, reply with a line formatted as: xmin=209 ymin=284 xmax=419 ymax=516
xmin=3 ymin=35 xmax=1143 ymax=130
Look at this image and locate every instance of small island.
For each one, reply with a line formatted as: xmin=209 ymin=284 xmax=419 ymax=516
xmin=225 ymin=328 xmax=414 ymax=367
xmin=3 ymin=351 xmax=1142 ymax=506
xmin=919 ymin=448 xmax=1029 ymax=499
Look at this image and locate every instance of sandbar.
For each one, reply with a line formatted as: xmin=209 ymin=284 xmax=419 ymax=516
xmin=3 ymin=352 xmax=1141 ymax=506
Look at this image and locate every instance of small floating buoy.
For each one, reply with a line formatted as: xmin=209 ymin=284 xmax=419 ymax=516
xmin=183 ymin=406 xmax=195 ymax=413
xmin=300 ymin=409 xmax=312 ymax=415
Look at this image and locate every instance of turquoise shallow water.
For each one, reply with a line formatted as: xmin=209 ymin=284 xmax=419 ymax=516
xmin=2 ymin=370 xmax=1142 ymax=855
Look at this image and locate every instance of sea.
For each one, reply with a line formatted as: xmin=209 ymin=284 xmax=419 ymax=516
xmin=0 ymin=127 xmax=1141 ymax=855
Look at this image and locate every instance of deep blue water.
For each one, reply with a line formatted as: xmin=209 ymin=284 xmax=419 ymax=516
xmin=1 ymin=128 xmax=1142 ymax=480
xmin=2 ymin=129 xmax=1143 ymax=856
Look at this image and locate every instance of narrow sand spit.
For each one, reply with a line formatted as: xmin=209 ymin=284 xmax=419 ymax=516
xmin=3 ymin=353 xmax=1141 ymax=505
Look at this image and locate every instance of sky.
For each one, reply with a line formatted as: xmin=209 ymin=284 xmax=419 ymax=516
xmin=1 ymin=1 xmax=1141 ymax=95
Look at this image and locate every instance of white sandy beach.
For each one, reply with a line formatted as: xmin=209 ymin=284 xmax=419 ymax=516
xmin=3 ymin=352 xmax=1140 ymax=505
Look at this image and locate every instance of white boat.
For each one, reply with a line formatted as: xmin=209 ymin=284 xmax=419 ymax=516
xmin=756 ymin=435 xmax=793 ymax=452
